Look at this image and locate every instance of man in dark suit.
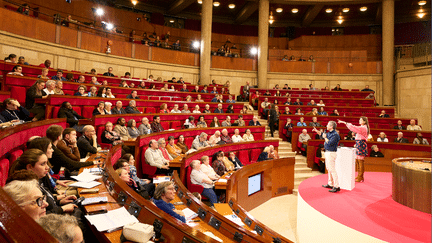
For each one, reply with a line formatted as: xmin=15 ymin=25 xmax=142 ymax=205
xmin=112 ymin=101 xmax=127 ymax=114
xmin=248 ymin=116 xmax=262 ymax=126
xmin=103 ymin=67 xmax=115 ymax=77
xmin=393 ymin=120 xmax=406 ymax=130
xmin=57 ymin=101 xmax=85 ymax=131
xmin=394 ymin=132 xmax=409 ymax=143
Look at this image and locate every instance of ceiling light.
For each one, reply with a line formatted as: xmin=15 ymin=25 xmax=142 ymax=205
xmin=197 ymin=0 xmax=202 ymax=4
xmin=169 ymin=19 xmax=175 ymax=23
xmin=192 ymin=41 xmax=200 ymax=49
xmin=269 ymin=12 xmax=274 ymax=24
xmin=213 ymin=2 xmax=220 ymax=7
xmin=337 ymin=16 xmax=343 ymax=24
xmin=95 ymin=8 xmax=104 ymax=16
xmin=325 ymin=8 xmax=332 ymax=13
xmin=131 ymin=0 xmax=138 ymax=6
xmin=250 ymin=47 xmax=258 ymax=55
xmin=105 ymin=23 xmax=114 ymax=30
xmin=418 ymin=8 xmax=426 ymax=18
xmin=276 ymin=8 xmax=283 ymax=13
xmin=342 ymin=8 xmax=349 ymax=13
xmin=228 ymin=4 xmax=235 ymax=9
xmin=360 ymin=6 xmax=367 ymax=12
xmin=292 ymin=8 xmax=298 ymax=13
xmin=418 ymin=1 xmax=427 ymax=5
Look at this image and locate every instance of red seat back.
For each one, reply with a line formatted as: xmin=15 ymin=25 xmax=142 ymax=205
xmin=170 ymin=121 xmax=181 ymax=129
xmin=185 ymin=137 xmax=194 ymax=148
xmin=160 ymin=122 xmax=170 ymax=130
xmin=186 ymin=166 xmax=204 ymax=194
xmin=9 ymin=149 xmax=23 ymax=163
xmin=141 ymin=147 xmax=157 ymax=177
xmin=238 ymin=150 xmax=250 ymax=165
xmin=145 ymin=107 xmax=155 ymax=113
xmin=0 ymin=158 xmax=10 ymax=186
xmin=250 ymin=149 xmax=261 ymax=163
xmin=10 ymin=86 xmax=26 ymax=105
xmin=82 ymin=106 xmax=94 ymax=118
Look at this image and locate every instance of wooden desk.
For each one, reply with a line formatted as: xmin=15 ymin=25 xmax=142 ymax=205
xmin=170 ymin=154 xmax=185 ymax=168
xmin=214 ymin=172 xmax=231 ymax=190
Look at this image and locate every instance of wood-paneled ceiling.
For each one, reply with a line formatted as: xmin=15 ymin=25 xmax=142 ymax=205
xmin=104 ymin=0 xmax=430 ymax=26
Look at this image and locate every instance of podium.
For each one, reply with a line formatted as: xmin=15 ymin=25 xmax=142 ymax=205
xmin=335 ymin=147 xmax=356 ymax=190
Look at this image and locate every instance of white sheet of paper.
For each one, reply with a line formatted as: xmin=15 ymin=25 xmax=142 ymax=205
xmin=182 ymin=208 xmax=198 ymax=221
xmin=217 ymin=179 xmax=228 ymax=183
xmin=84 ymin=207 xmax=138 ymax=232
xmin=69 ymin=181 xmax=101 ymax=189
xmin=224 ymin=214 xmax=245 ymax=227
xmin=71 ymin=172 xmax=101 ymax=183
xmin=203 ymin=231 xmax=223 ymax=242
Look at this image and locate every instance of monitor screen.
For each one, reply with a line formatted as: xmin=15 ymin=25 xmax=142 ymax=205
xmin=248 ymin=173 xmax=262 ymax=196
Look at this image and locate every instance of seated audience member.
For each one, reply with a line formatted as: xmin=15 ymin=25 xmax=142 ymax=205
xmin=283 ymin=107 xmax=292 ymax=115
xmin=232 ymin=129 xmax=244 ymax=143
xmin=203 ymin=104 xmax=211 ymax=113
xmin=200 ymin=85 xmax=208 ymax=93
xmin=361 ymin=85 xmax=374 ymax=92
xmin=249 ymin=116 xmax=262 ymax=126
xmin=181 ymin=104 xmax=191 ymax=113
xmin=127 ymin=119 xmax=140 ymax=138
xmin=209 ymin=131 xmax=221 ymax=146
xmin=243 ymin=129 xmax=254 ymax=142
xmin=413 ymin=133 xmax=429 ymax=145
xmin=77 ymin=125 xmax=101 ymax=158
xmin=170 ymin=104 xmax=181 ymax=113
xmin=38 ymin=213 xmax=83 ymax=243
xmin=166 ymin=136 xmax=183 ymax=158
xmin=151 ymin=115 xmax=165 ymax=133
xmin=226 ymin=104 xmax=235 ymax=114
xmin=222 ymin=116 xmax=232 ymax=127
xmin=317 ymin=100 xmax=325 ymax=106
xmin=104 ymin=102 xmax=113 ymax=114
xmin=190 ymin=160 xmax=218 ymax=206
xmin=257 ymin=147 xmax=271 ymax=162
xmin=333 ymin=84 xmax=342 ymax=91
xmin=127 ymin=90 xmax=140 ymax=99
xmin=183 ymin=116 xmax=196 ymax=128
xmin=284 ymin=118 xmax=293 ymax=142
xmin=293 ymin=98 xmax=303 ymax=106
xmin=54 ymin=80 xmax=64 ymax=95
xmin=88 ymin=86 xmax=97 ymax=97
xmin=309 ymin=117 xmax=321 ymax=127
xmin=370 ymin=145 xmax=384 ymax=157
xmin=210 ymin=117 xmax=222 ymax=127
xmin=284 ymin=98 xmax=292 ymax=105
xmin=93 ymin=101 xmax=107 ymax=115
xmin=138 ymin=117 xmax=152 ymax=135
xmin=212 ymin=152 xmax=227 ymax=176
xmin=116 ymin=168 xmax=154 ymax=200
xmin=316 ymin=144 xmax=326 ymax=173
xmin=75 ymin=75 xmax=85 ymax=83
xmin=8 ymin=65 xmax=23 ymax=76
xmin=295 ymin=108 xmax=304 ymax=115
xmin=377 ymin=132 xmax=388 ymax=142
xmin=145 ymin=140 xmax=172 ymax=174
xmin=96 ymin=87 xmax=107 ymax=97
xmin=137 ymin=81 xmax=146 ymax=89
xmin=192 ymin=86 xmax=200 ymax=92
xmin=220 ymin=129 xmax=233 ymax=144
xmin=393 ymin=120 xmax=406 ymax=130
xmin=196 ymin=115 xmax=207 ymax=128
xmin=5 ymin=53 xmax=17 ymax=63
xmin=234 ymin=115 xmax=245 ymax=126
xmin=269 ymin=145 xmax=279 ymax=159
xmin=114 ymin=117 xmax=132 ymax=141
xmin=199 ymin=156 xmax=219 ymax=180
xmin=407 ymin=119 xmax=422 ymax=131
xmin=226 ymin=95 xmax=236 ymax=103
xmin=112 ymin=101 xmax=127 ymax=114
xmin=227 ymin=151 xmax=243 ymax=169
xmin=330 ymin=109 xmax=340 ymax=116
xmin=74 ymin=85 xmax=88 ymax=96
xmin=90 ymin=68 xmax=96 ymax=75
xmin=40 ymin=59 xmax=52 ymax=69
xmin=344 ymin=131 xmax=355 ymax=140
xmin=297 ymin=117 xmax=307 ymax=127
xmin=318 ymin=107 xmax=327 ymax=116
xmin=180 ymin=84 xmax=189 ymax=92
xmin=306 ymin=108 xmax=318 ymax=116
xmin=102 ymin=121 xmax=123 ymax=144
xmin=1 ymin=98 xmax=30 ymax=122
xmin=195 ymin=94 xmax=204 ymax=102
xmin=394 ymin=132 xmax=409 ymax=143
xmin=51 ymin=69 xmax=67 ymax=81
xmin=130 ymin=83 xmax=136 ymax=88
xmin=214 ymin=103 xmax=224 ymax=113
xmin=56 ymin=128 xmax=80 ymax=161
xmin=192 ymin=105 xmax=201 ymax=113
xmin=58 ymin=102 xmax=84 ymax=131
xmin=176 ymin=135 xmax=189 ymax=154
xmin=90 ymin=76 xmax=101 ymax=85
xmin=103 ymin=67 xmax=115 ymax=77
xmin=152 ymin=182 xmax=186 ymax=223
xmin=25 ymin=80 xmax=48 ymax=121
xmin=192 ymin=132 xmax=210 ymax=150
xmin=299 ymin=129 xmax=311 ymax=156
xmin=307 ymin=100 xmax=317 ymax=106
xmin=38 ymin=68 xmax=49 ymax=79
xmin=3 ymin=178 xmax=48 ymax=220
xmin=211 ymin=86 xmax=218 ymax=94
xmin=125 ymin=100 xmax=141 ymax=114
xmin=263 ymin=90 xmax=271 ymax=96
xmin=119 ymin=80 xmax=129 ymax=88
xmin=378 ymin=110 xmax=390 ymax=118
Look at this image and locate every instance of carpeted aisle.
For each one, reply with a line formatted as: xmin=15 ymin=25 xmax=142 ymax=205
xmin=298 ymin=172 xmax=431 ymax=243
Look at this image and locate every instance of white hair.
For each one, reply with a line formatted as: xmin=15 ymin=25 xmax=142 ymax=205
xmin=104 ymin=102 xmax=112 ymax=106
xmin=37 ymin=214 xmax=80 ymax=243
xmin=3 ymin=179 xmax=39 ymax=205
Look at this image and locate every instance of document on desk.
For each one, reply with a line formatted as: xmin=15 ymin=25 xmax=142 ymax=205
xmin=71 ymin=172 xmax=101 ymax=183
xmin=217 ymin=179 xmax=228 ymax=183
xmin=182 ymin=208 xmax=198 ymax=221
xmin=153 ymin=176 xmax=170 ymax=184
xmin=69 ymin=181 xmax=101 ymax=189
xmin=203 ymin=231 xmax=223 ymax=242
xmin=85 ymin=207 xmax=138 ymax=232
xmin=83 ymin=168 xmax=102 ymax=174
xmin=224 ymin=214 xmax=245 ymax=227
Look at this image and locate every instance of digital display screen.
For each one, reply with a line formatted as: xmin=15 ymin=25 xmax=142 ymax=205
xmin=248 ymin=173 xmax=262 ymax=196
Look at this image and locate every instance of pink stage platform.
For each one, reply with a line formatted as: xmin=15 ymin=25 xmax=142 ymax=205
xmin=297 ymin=172 xmax=431 ymax=243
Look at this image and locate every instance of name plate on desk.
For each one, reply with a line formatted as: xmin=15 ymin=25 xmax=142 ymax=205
xmin=335 ymin=147 xmax=356 ymax=191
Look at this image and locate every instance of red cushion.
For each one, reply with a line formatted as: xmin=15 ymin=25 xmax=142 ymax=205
xmin=145 ymin=107 xmax=156 ymax=114
xmin=185 ymin=137 xmax=194 ymax=148
xmin=250 ymin=149 xmax=261 ymax=163
xmin=10 ymin=86 xmax=26 ymax=105
xmin=0 ymin=158 xmax=10 ymax=186
xmin=160 ymin=122 xmax=170 ymax=130
xmin=238 ymin=150 xmax=250 ymax=165
xmin=170 ymin=121 xmax=181 ymax=129
xmin=9 ymin=149 xmax=23 ymax=163
xmin=186 ymin=166 xmax=204 ymax=194
xmin=141 ymin=147 xmax=157 ymax=177
xmin=82 ymin=106 xmax=94 ymax=118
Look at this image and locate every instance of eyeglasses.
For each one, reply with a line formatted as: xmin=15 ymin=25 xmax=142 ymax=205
xmin=20 ymin=195 xmax=46 ymax=207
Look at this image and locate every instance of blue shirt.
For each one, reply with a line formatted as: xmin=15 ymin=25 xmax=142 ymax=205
xmin=226 ymin=99 xmax=236 ymax=103
xmin=324 ymin=129 xmax=340 ymax=152
xmin=152 ymin=198 xmax=186 ymax=223
xmin=297 ymin=122 xmax=307 ymax=127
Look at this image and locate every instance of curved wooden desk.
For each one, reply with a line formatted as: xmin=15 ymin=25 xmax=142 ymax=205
xmin=392 ymin=157 xmax=431 ymax=214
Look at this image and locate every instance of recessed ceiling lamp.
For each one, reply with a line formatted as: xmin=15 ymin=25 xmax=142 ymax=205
xmin=337 ymin=16 xmax=343 ymax=24
xmin=418 ymin=1 xmax=427 ymax=6
xmin=292 ymin=8 xmax=298 ymax=13
xmin=342 ymin=8 xmax=349 ymax=13
xmin=197 ymin=0 xmax=202 ymax=4
xmin=360 ymin=6 xmax=367 ymax=12
xmin=228 ymin=4 xmax=235 ymax=9
xmin=169 ymin=19 xmax=175 ymax=23
xmin=418 ymin=8 xmax=426 ymax=18
xmin=131 ymin=0 xmax=138 ymax=6
xmin=276 ymin=8 xmax=283 ymax=13
xmin=213 ymin=2 xmax=220 ymax=7
xmin=269 ymin=12 xmax=274 ymax=24
xmin=325 ymin=8 xmax=333 ymax=13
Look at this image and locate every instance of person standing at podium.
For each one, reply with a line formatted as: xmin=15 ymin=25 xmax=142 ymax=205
xmin=313 ymin=121 xmax=340 ymax=193
xmin=338 ymin=117 xmax=370 ymax=183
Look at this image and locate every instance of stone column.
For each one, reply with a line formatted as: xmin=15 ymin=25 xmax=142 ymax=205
xmin=382 ymin=0 xmax=395 ymax=105
xmin=257 ymin=0 xmax=269 ymax=89
xmin=200 ymin=0 xmax=213 ymax=85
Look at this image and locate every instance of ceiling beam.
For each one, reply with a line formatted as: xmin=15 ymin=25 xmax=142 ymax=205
xmin=302 ymin=4 xmax=324 ymax=26
xmin=270 ymin=0 xmax=381 ymax=4
xmin=167 ymin=0 xmax=196 ymax=15
xmin=235 ymin=1 xmax=259 ymax=24
xmin=375 ymin=3 xmax=382 ymax=24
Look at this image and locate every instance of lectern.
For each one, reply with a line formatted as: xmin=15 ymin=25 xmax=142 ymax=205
xmin=335 ymin=147 xmax=356 ymax=190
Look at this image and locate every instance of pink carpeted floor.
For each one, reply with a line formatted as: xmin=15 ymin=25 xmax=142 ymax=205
xmin=299 ymin=172 xmax=431 ymax=243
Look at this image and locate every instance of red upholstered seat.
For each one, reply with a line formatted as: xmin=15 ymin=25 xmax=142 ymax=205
xmin=145 ymin=107 xmax=155 ymax=113
xmin=53 ymin=106 xmax=81 ymax=118
xmin=238 ymin=150 xmax=250 ymax=165
xmin=9 ymin=149 xmax=23 ymax=163
xmin=82 ymin=106 xmax=94 ymax=118
xmin=377 ymin=124 xmax=390 ymax=129
xmin=250 ymin=149 xmax=261 ymax=163
xmin=63 ymin=90 xmax=74 ymax=95
xmin=185 ymin=137 xmax=194 ymax=148
xmin=160 ymin=122 xmax=170 ymax=130
xmin=297 ymin=141 xmax=306 ymax=152
xmin=10 ymin=86 xmax=27 ymax=105
xmin=186 ymin=166 xmax=204 ymax=194
xmin=0 ymin=158 xmax=10 ymax=186
xmin=254 ymin=133 xmax=263 ymax=141
xmin=160 ymin=97 xmax=171 ymax=101
xmin=170 ymin=121 xmax=181 ymax=129
xmin=172 ymin=97 xmax=182 ymax=101
xmin=148 ymin=96 xmax=159 ymax=101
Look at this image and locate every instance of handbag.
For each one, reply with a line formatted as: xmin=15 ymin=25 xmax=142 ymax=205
xmin=121 ymin=222 xmax=154 ymax=243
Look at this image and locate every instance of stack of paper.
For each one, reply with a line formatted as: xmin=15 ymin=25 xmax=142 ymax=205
xmin=182 ymin=208 xmax=198 ymax=221
xmin=71 ymin=172 xmax=101 ymax=182
xmin=81 ymin=197 xmax=108 ymax=206
xmin=153 ymin=176 xmax=170 ymax=184
xmin=224 ymin=214 xmax=245 ymax=227
xmin=85 ymin=207 xmax=139 ymax=232
xmin=217 ymin=179 xmax=228 ymax=183
xmin=203 ymin=231 xmax=223 ymax=242
xmin=69 ymin=181 xmax=101 ymax=189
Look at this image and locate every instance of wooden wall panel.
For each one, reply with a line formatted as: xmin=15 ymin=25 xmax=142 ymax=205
xmin=314 ymin=62 xmax=328 ymax=74
xmin=134 ymin=44 xmax=149 ymax=61
xmin=211 ymin=56 xmax=253 ymax=71
xmin=80 ymin=32 xmax=102 ymax=53
xmin=101 ymin=37 xmax=132 ymax=58
xmin=269 ymin=60 xmax=312 ymax=73
xmin=59 ymin=26 xmax=78 ymax=48
xmin=331 ymin=61 xmax=368 ymax=74
xmin=151 ymin=48 xmax=196 ymax=66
